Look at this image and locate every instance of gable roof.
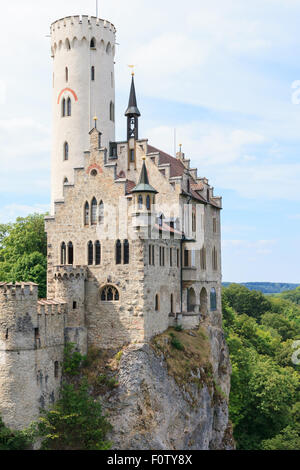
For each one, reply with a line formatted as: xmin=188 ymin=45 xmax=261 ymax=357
xmin=147 ymin=144 xmax=186 ymax=178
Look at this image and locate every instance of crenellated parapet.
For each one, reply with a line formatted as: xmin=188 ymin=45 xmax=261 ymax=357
xmin=37 ymin=299 xmax=67 ymax=316
xmin=0 ymin=282 xmax=38 ymax=302
xmin=54 ymin=265 xmax=87 ymax=281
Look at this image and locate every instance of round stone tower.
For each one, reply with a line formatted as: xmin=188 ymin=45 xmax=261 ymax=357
xmin=50 ymin=15 xmax=116 ymax=209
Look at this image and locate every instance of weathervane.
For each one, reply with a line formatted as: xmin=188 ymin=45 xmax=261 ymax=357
xmin=128 ymin=65 xmax=135 ymax=76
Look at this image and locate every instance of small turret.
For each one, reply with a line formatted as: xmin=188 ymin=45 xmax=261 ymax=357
xmin=125 ymin=73 xmax=141 ymax=141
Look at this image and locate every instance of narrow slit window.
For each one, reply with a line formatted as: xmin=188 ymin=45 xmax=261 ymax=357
xmin=116 ymin=240 xmax=122 ymax=265
xmin=95 ymin=240 xmax=101 ymax=265
xmin=91 ymin=66 xmax=95 ymax=81
xmin=68 ymin=242 xmax=74 ymax=265
xmin=123 ymin=240 xmax=129 ymax=265
xmin=88 ymin=241 xmax=93 ymax=265
xmin=91 ymin=197 xmax=97 ymax=225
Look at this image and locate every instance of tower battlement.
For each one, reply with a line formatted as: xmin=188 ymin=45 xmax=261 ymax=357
xmin=0 ymin=282 xmax=38 ymax=302
xmin=54 ymin=265 xmax=87 ymax=281
xmin=37 ymin=299 xmax=67 ymax=316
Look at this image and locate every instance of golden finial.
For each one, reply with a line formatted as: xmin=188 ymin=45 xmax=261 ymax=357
xmin=93 ymin=116 xmax=98 ymax=129
xmin=179 ymin=143 xmax=182 ymax=152
xmin=142 ymin=155 xmax=146 ymax=161
xmin=128 ymin=65 xmax=135 ymax=76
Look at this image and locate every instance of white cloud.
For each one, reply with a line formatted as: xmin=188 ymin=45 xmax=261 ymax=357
xmin=0 ymin=204 xmax=50 ymax=223
xmin=222 ymin=239 xmax=277 ymax=255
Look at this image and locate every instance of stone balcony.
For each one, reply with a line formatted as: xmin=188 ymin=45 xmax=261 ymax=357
xmin=182 ymin=266 xmax=198 ymax=284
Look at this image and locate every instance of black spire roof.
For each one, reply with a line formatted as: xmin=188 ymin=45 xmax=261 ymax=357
xmin=125 ymin=75 xmax=141 ymax=117
xmin=132 ymin=159 xmax=158 ymax=194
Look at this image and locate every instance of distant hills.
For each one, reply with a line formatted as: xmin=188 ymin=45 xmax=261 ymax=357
xmin=222 ymin=282 xmax=300 ymax=294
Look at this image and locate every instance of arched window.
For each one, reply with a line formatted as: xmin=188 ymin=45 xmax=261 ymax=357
xmin=84 ymin=202 xmax=89 ymax=226
xmin=146 ymin=195 xmax=151 ymax=211
xmin=101 ymin=285 xmax=119 ymax=302
xmin=63 ymin=177 xmax=68 ymax=185
xmin=62 ymin=98 xmax=66 ymax=117
xmin=98 ymin=201 xmax=104 ymax=224
xmin=68 ymin=242 xmax=74 ymax=265
xmin=65 ymin=67 xmax=68 ymax=82
xmin=138 ymin=195 xmax=143 ymax=210
xmin=67 ymin=97 xmax=71 ymax=116
xmin=170 ymin=294 xmax=174 ymax=314
xmin=95 ymin=240 xmax=101 ymax=265
xmin=65 ymin=39 xmax=71 ymax=50
xmin=123 ymin=240 xmax=129 ymax=265
xmin=61 ymin=242 xmax=66 ymax=265
xmin=116 ymin=240 xmax=122 ymax=265
xmin=88 ymin=241 xmax=93 ymax=265
xmin=91 ymin=197 xmax=97 ymax=225
xmin=210 ymin=288 xmax=217 ymax=311
xmin=110 ymin=101 xmax=115 ymax=122
xmin=91 ymin=66 xmax=95 ymax=81
xmin=155 ymin=294 xmax=160 ymax=311
xmin=63 ymin=142 xmax=69 ymax=161
xmin=90 ymin=38 xmax=96 ymax=48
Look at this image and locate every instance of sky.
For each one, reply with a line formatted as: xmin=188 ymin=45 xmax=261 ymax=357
xmin=0 ymin=0 xmax=300 ymax=283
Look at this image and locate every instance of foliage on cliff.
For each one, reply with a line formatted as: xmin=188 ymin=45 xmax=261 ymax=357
xmin=0 ymin=417 xmax=32 ymax=450
xmin=223 ymin=284 xmax=300 ymax=450
xmin=0 ymin=214 xmax=47 ymax=297
xmin=32 ymin=344 xmax=112 ymax=450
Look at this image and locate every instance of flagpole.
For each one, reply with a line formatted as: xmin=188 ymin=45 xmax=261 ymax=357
xmin=96 ymin=0 xmax=98 ymax=17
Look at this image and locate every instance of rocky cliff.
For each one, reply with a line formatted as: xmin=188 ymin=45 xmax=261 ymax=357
xmin=100 ymin=323 xmax=235 ymax=450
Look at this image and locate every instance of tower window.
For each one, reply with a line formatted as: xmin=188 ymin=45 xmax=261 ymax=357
xmin=62 ymin=98 xmax=66 ymax=117
xmin=63 ymin=177 xmax=68 ymax=185
xmin=146 ymin=195 xmax=151 ymax=211
xmin=84 ymin=202 xmax=89 ymax=226
xmin=65 ymin=67 xmax=68 ymax=82
xmin=63 ymin=142 xmax=69 ymax=161
xmin=91 ymin=197 xmax=97 ymax=225
xmin=138 ymin=195 xmax=143 ymax=210
xmin=212 ymin=247 xmax=218 ymax=271
xmin=110 ymin=101 xmax=115 ymax=122
xmin=34 ymin=328 xmax=41 ymax=348
xmin=170 ymin=294 xmax=174 ymax=314
xmin=88 ymin=241 xmax=93 ymax=265
xmin=54 ymin=361 xmax=59 ymax=378
xmin=67 ymin=97 xmax=71 ymax=116
xmin=90 ymin=38 xmax=96 ymax=49
xmin=95 ymin=240 xmax=101 ymax=265
xmin=155 ymin=294 xmax=160 ymax=311
xmin=123 ymin=240 xmax=129 ymax=265
xmin=91 ymin=66 xmax=95 ymax=81
xmin=61 ymin=242 xmax=66 ymax=265
xmin=130 ymin=149 xmax=135 ymax=162
xmin=116 ymin=240 xmax=122 ymax=265
xmin=73 ymin=301 xmax=77 ymax=310
xmin=68 ymin=242 xmax=74 ymax=265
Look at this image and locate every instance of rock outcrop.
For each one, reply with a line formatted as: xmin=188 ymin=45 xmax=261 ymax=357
xmin=102 ymin=324 xmax=235 ymax=450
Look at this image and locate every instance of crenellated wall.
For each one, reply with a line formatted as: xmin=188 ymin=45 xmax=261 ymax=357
xmin=0 ymin=283 xmax=67 ymax=429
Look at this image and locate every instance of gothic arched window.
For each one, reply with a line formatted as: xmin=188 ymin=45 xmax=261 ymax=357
xmin=61 ymin=242 xmax=66 ymax=265
xmin=84 ymin=202 xmax=89 ymax=226
xmin=210 ymin=288 xmax=217 ymax=311
xmin=91 ymin=197 xmax=97 ymax=225
xmin=95 ymin=240 xmax=101 ymax=265
xmin=123 ymin=240 xmax=129 ymax=265
xmin=64 ymin=142 xmax=69 ymax=161
xmin=146 ymin=195 xmax=151 ymax=211
xmin=88 ymin=241 xmax=93 ymax=265
xmin=67 ymin=97 xmax=71 ymax=116
xmin=100 ymin=285 xmax=119 ymax=302
xmin=90 ymin=38 xmax=96 ymax=49
xmin=67 ymin=242 xmax=74 ymax=265
xmin=138 ymin=195 xmax=143 ymax=210
xmin=98 ymin=201 xmax=104 ymax=224
xmin=116 ymin=240 xmax=122 ymax=265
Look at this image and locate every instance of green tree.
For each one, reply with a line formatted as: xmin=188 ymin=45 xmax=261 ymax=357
xmin=223 ymin=284 xmax=272 ymax=321
xmin=0 ymin=214 xmax=47 ymax=297
xmin=0 ymin=417 xmax=32 ymax=450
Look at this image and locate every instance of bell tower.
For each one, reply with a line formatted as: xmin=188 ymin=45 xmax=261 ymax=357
xmin=125 ymin=73 xmax=141 ymax=141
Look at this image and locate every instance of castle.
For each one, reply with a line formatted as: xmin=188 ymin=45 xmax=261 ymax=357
xmin=0 ymin=15 xmax=222 ymax=430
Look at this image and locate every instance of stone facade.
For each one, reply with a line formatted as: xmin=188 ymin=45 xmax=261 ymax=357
xmin=0 ymin=14 xmax=223 ymax=432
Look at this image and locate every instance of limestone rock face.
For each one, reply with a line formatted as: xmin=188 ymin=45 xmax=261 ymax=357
xmin=104 ymin=324 xmax=235 ymax=450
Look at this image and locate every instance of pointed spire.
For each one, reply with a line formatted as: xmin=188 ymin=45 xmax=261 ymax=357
xmin=125 ymin=74 xmax=141 ymax=117
xmin=132 ymin=158 xmax=158 ymax=194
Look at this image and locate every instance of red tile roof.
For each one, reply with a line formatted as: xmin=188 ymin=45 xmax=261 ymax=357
xmin=147 ymin=144 xmax=186 ymax=178
xmin=125 ymin=179 xmax=136 ymax=195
